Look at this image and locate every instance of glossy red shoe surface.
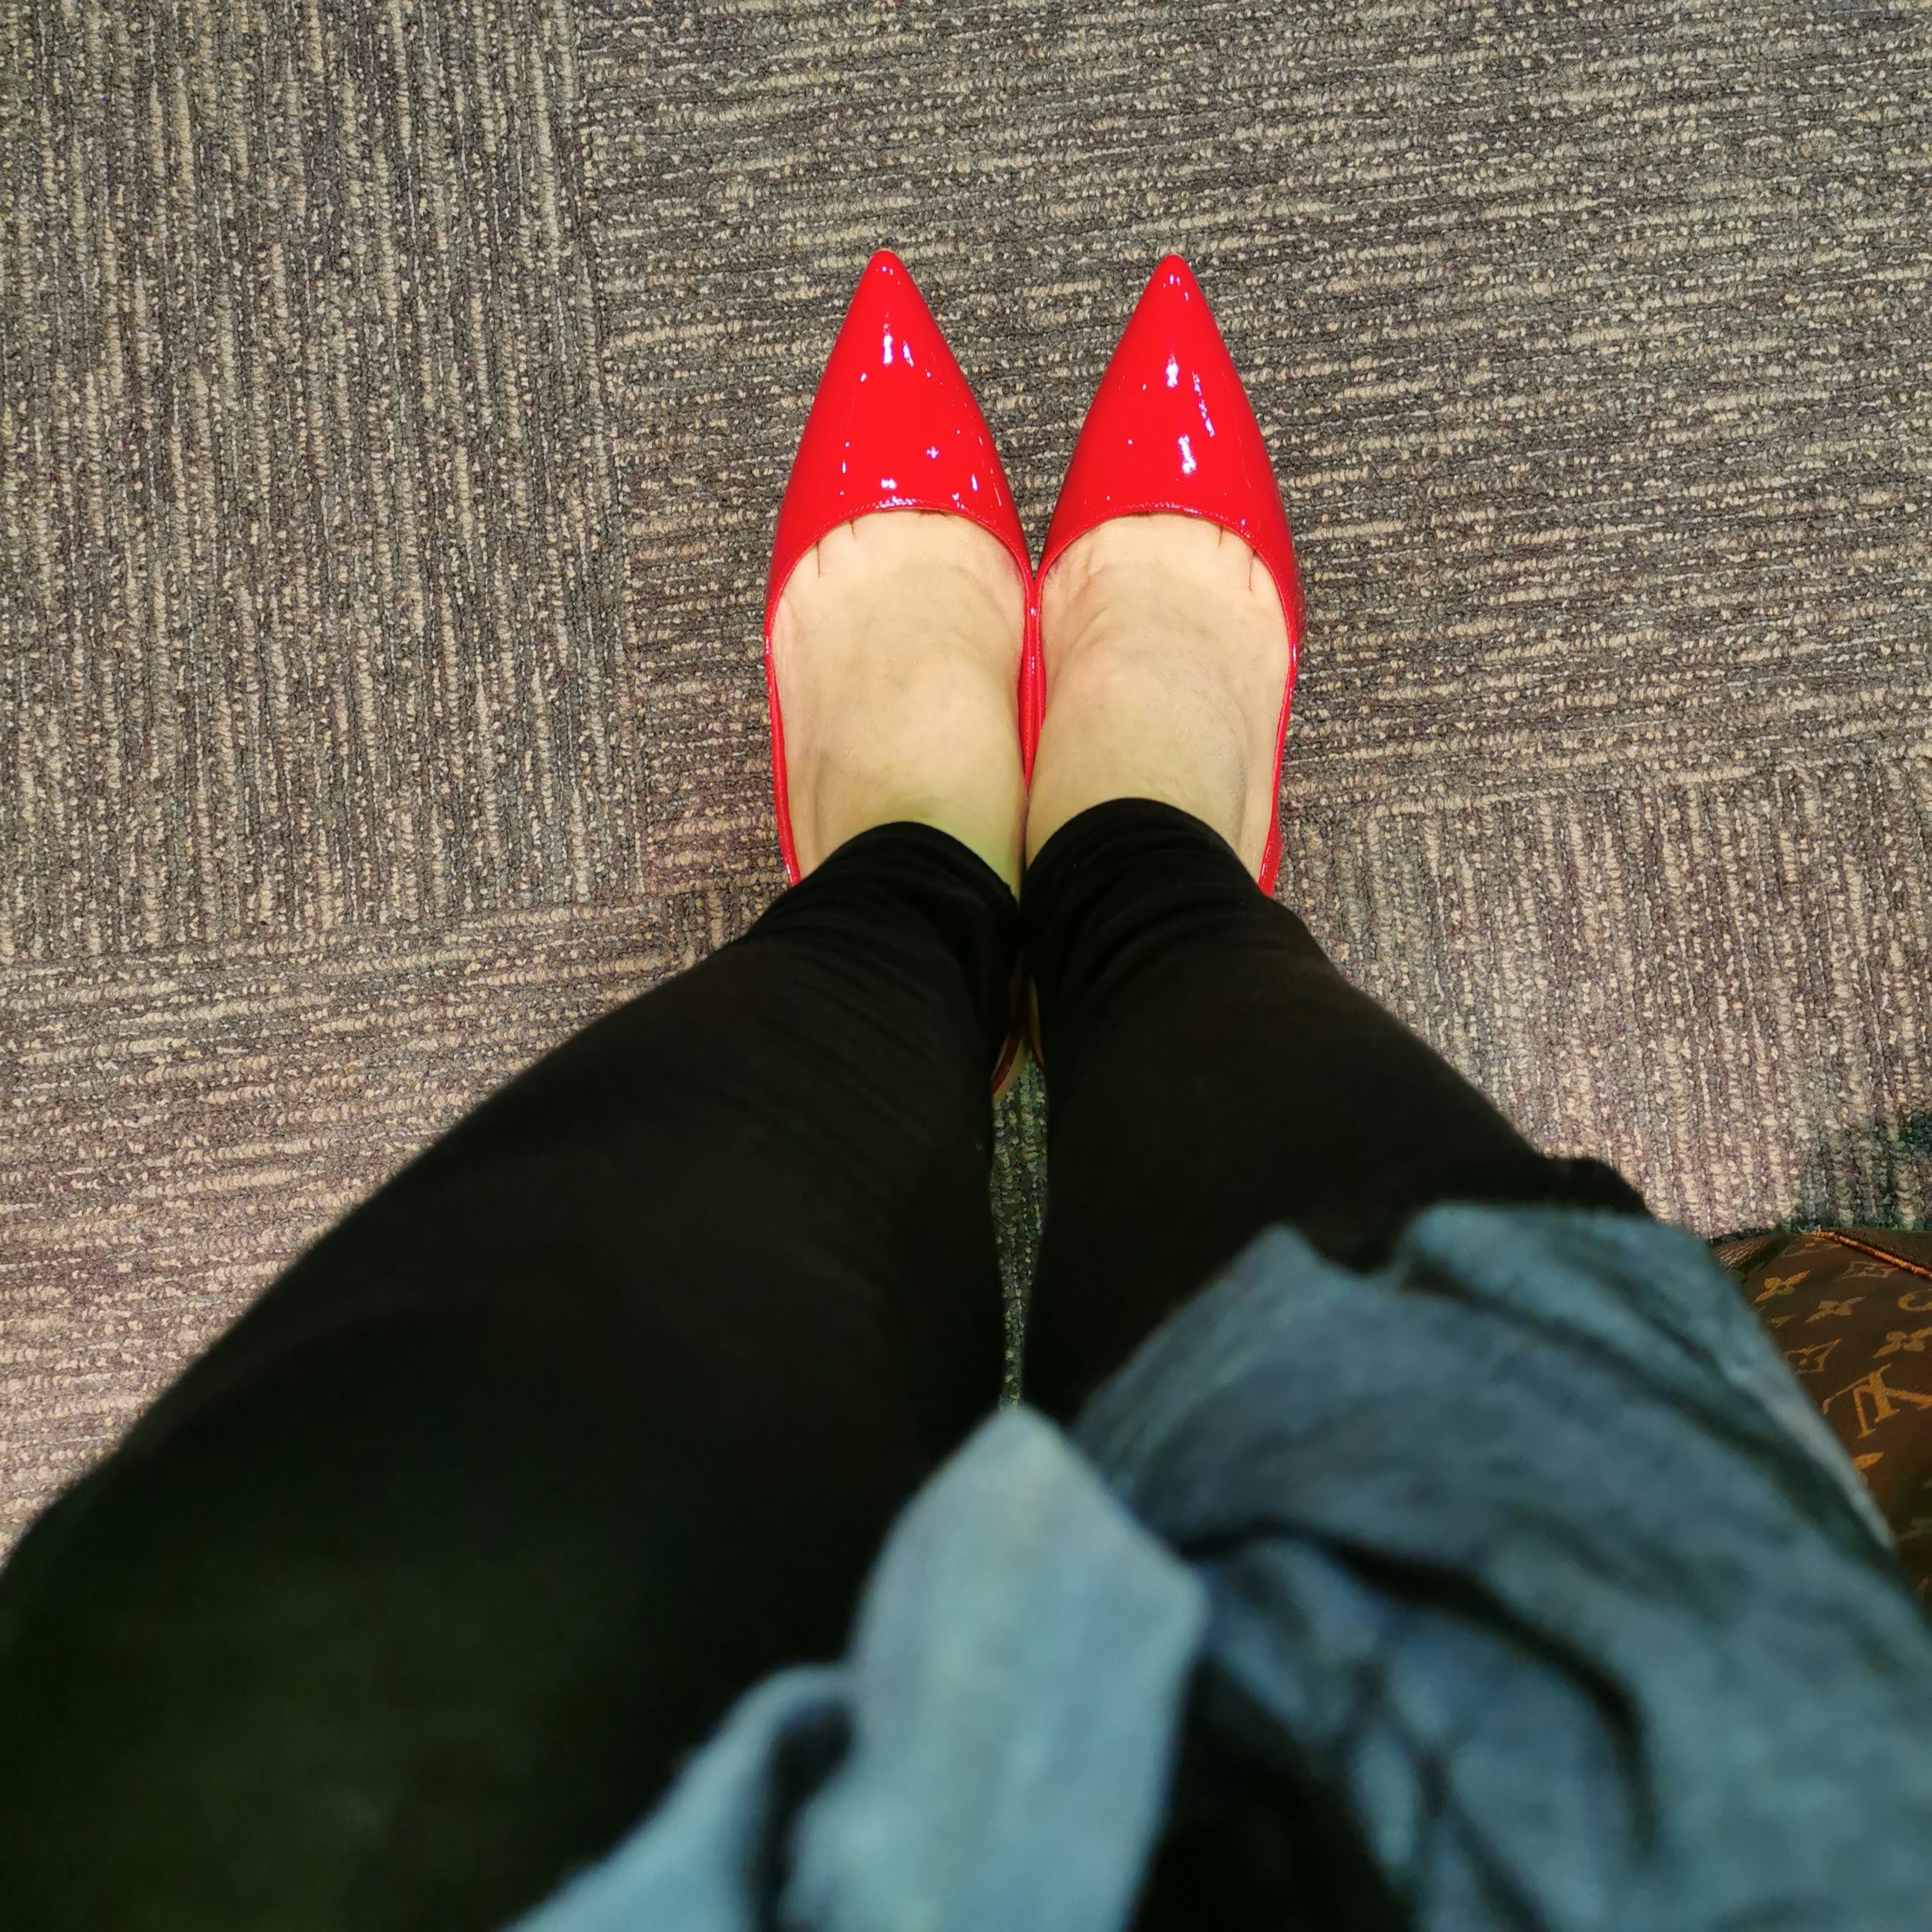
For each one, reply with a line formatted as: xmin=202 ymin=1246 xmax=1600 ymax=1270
xmin=765 ymin=251 xmax=1033 ymax=886
xmin=1035 ymin=256 xmax=1305 ymax=893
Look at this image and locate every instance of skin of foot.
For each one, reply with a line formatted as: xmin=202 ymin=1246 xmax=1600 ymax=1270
xmin=769 ymin=510 xmax=1029 ymax=892
xmin=1025 ymin=513 xmax=1291 ymax=876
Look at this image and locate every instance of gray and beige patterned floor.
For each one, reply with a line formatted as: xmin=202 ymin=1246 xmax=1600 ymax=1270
xmin=3 ymin=0 xmax=1930 ymax=1548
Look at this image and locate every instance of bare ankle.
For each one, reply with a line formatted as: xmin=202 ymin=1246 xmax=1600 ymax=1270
xmin=1025 ymin=515 xmax=1289 ymax=872
xmin=771 ymin=512 xmax=1028 ymax=888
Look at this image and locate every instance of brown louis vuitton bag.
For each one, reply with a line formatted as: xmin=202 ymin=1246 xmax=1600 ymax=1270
xmin=1715 ymin=1228 xmax=1932 ymax=1606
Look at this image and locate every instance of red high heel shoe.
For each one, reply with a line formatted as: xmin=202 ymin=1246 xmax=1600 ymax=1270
xmin=1030 ymin=256 xmax=1306 ymax=893
xmin=766 ymin=251 xmax=1034 ymax=880
xmin=766 ymin=250 xmax=1035 ymax=1087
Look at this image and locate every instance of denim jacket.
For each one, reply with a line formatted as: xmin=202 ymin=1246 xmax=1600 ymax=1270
xmin=516 ymin=1208 xmax=1932 ymax=1931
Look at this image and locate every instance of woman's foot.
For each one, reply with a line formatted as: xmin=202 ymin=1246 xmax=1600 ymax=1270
xmin=769 ymin=510 xmax=1029 ymax=891
xmin=1024 ymin=514 xmax=1292 ymax=874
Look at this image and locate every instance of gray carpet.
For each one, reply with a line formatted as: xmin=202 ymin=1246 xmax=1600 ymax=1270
xmin=3 ymin=0 xmax=1929 ymax=1547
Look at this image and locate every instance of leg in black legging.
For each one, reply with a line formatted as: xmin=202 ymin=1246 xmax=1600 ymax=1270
xmin=0 ymin=824 xmax=1015 ymax=1932
xmin=1021 ymin=799 xmax=1644 ymax=1420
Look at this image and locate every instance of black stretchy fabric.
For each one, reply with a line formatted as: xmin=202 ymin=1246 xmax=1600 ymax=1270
xmin=1020 ymin=800 xmax=1643 ymax=1416
xmin=0 ymin=799 xmax=1641 ymax=1929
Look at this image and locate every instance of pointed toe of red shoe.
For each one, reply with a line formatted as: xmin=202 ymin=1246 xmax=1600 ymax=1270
xmin=1038 ymin=256 xmax=1305 ymax=892
xmin=764 ymin=251 xmax=1033 ymax=884
xmin=1040 ymin=257 xmax=1302 ymax=620
xmin=767 ymin=252 xmax=1030 ymax=628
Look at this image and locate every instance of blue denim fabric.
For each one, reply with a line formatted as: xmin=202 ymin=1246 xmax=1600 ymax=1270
xmin=514 ymin=1208 xmax=1932 ymax=1931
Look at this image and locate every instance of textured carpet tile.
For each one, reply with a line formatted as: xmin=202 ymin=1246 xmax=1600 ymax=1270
xmin=1 ymin=0 xmax=640 ymax=959
xmin=0 ymin=0 xmax=659 ymax=1541
xmin=1280 ymin=752 xmax=1932 ymax=1237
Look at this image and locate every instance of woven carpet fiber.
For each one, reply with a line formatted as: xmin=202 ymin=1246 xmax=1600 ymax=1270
xmin=3 ymin=0 xmax=1930 ymax=1548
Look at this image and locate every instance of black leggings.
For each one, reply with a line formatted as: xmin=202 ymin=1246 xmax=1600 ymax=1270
xmin=0 ymin=800 xmax=1640 ymax=1930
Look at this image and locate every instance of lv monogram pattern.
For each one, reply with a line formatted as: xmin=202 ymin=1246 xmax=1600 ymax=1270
xmin=1717 ymin=1229 xmax=1932 ymax=1607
